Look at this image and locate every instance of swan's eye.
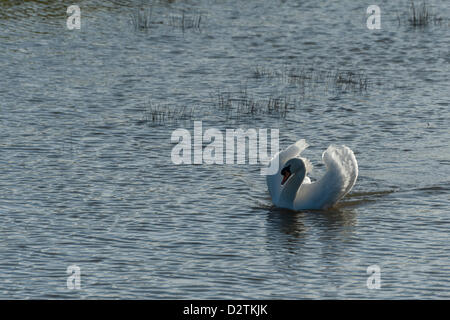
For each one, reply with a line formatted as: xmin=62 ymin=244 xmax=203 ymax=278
xmin=281 ymin=165 xmax=291 ymax=185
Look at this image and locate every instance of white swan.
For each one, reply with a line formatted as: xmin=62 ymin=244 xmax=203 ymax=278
xmin=266 ymin=139 xmax=358 ymax=210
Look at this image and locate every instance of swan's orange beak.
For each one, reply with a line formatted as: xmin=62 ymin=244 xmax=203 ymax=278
xmin=281 ymin=171 xmax=291 ymax=185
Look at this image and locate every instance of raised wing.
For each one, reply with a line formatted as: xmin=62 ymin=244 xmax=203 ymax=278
xmin=295 ymin=144 xmax=358 ymax=209
xmin=322 ymin=144 xmax=358 ymax=201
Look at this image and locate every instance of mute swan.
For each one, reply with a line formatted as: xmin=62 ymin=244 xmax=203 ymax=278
xmin=266 ymin=139 xmax=358 ymax=210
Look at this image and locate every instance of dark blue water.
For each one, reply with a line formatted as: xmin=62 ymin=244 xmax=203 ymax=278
xmin=0 ymin=0 xmax=449 ymax=298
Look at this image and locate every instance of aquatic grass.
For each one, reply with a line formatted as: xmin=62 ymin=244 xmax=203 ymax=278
xmin=333 ymin=70 xmax=369 ymax=92
xmin=409 ymin=1 xmax=429 ymax=26
xmin=140 ymin=102 xmax=195 ymax=125
xmin=131 ymin=6 xmax=204 ymax=32
xmin=216 ymin=89 xmax=294 ymax=119
xmin=131 ymin=7 xmax=155 ymax=31
xmin=397 ymin=1 xmax=444 ymax=27
xmin=168 ymin=11 xmax=203 ymax=32
xmin=253 ymin=66 xmax=282 ymax=79
xmin=408 ymin=1 xmax=434 ymax=26
xmin=253 ymin=65 xmax=370 ymax=94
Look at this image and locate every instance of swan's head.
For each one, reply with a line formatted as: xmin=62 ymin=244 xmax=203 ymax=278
xmin=280 ymin=158 xmax=306 ymax=186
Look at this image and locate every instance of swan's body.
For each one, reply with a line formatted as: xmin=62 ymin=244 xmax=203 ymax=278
xmin=266 ymin=139 xmax=358 ymax=210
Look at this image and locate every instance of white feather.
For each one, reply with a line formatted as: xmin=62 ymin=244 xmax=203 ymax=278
xmin=266 ymin=140 xmax=358 ymax=210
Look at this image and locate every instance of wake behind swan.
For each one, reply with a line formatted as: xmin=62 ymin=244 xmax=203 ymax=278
xmin=266 ymin=139 xmax=358 ymax=210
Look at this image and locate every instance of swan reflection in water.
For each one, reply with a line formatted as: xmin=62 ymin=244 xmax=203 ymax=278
xmin=266 ymin=203 xmax=358 ymax=241
xmin=264 ymin=203 xmax=360 ymax=295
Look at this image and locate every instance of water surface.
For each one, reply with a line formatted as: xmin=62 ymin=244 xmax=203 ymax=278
xmin=0 ymin=0 xmax=449 ymax=298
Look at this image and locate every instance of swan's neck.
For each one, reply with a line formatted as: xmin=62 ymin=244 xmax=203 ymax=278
xmin=279 ymin=171 xmax=305 ymax=209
